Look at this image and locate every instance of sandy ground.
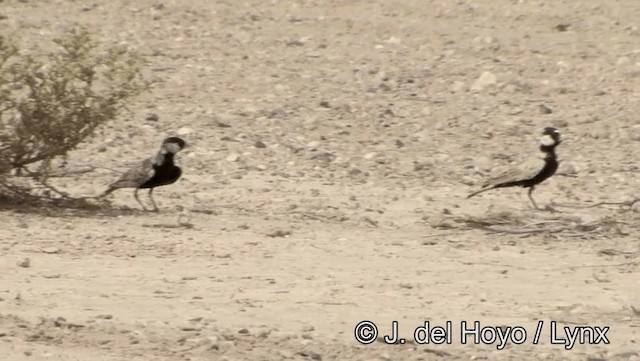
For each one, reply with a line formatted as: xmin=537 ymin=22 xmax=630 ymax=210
xmin=1 ymin=0 xmax=640 ymax=360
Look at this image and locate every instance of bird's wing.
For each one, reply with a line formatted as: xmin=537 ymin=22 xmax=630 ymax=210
xmin=481 ymin=156 xmax=545 ymax=188
xmin=108 ymin=157 xmax=156 ymax=189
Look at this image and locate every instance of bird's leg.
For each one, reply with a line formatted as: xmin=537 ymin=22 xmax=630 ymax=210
xmin=148 ymin=188 xmax=159 ymax=212
xmin=134 ymin=189 xmax=148 ymax=211
xmin=527 ymin=186 xmax=541 ymax=210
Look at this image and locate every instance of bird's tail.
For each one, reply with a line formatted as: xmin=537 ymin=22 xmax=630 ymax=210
xmin=467 ymin=187 xmax=490 ymax=199
xmin=99 ymin=187 xmax=117 ymax=198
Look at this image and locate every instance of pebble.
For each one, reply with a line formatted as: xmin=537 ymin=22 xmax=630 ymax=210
xmin=538 ymin=104 xmax=553 ymax=114
xmin=213 ymin=118 xmax=232 ymax=128
xmin=386 ymin=36 xmax=401 ymax=44
xmin=560 ymin=162 xmax=578 ymax=176
xmin=41 ymin=247 xmax=61 ymax=254
xmin=254 ymin=141 xmax=267 ymax=148
xmin=307 ymin=141 xmax=321 ymax=150
xmin=297 ymin=351 xmax=322 ymax=360
xmin=177 ymin=127 xmax=193 ymax=136
xmin=226 ymin=154 xmax=240 ymax=162
xmin=470 ymin=71 xmax=497 ymax=92
xmin=179 ymin=325 xmax=202 ymax=331
xmin=17 ymin=258 xmax=30 ymax=268
xmin=145 ymin=113 xmax=159 ymax=121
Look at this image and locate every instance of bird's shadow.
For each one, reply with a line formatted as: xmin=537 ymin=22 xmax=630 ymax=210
xmin=448 ymin=208 xmax=603 ymax=236
xmin=0 ymin=195 xmax=151 ymax=218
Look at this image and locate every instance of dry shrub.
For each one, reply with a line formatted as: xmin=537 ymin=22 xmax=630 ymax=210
xmin=0 ymin=27 xmax=148 ymax=203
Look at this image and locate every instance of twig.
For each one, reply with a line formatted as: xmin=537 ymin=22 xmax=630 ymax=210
xmin=477 ymin=225 xmax=572 ymax=234
xmin=553 ymin=198 xmax=640 ymax=209
xmin=560 ymin=261 xmax=639 ymax=270
xmin=25 ymin=165 xmax=96 ymax=178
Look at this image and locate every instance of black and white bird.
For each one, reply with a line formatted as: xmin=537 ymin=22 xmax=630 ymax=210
xmin=467 ymin=127 xmax=562 ymax=209
xmin=102 ymin=137 xmax=186 ymax=211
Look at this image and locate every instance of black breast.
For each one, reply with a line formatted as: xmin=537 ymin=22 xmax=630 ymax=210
xmin=523 ymin=155 xmax=558 ymax=188
xmin=140 ymin=153 xmax=182 ymax=189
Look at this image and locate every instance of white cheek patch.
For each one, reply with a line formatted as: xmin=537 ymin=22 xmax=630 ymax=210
xmin=166 ymin=143 xmax=181 ymax=154
xmin=540 ymin=134 xmax=556 ymax=146
xmin=147 ymin=169 xmax=156 ymax=179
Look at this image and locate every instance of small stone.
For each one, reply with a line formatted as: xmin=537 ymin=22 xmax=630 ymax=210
xmin=394 ymin=139 xmax=404 ymax=148
xmin=559 ymin=162 xmax=578 ymax=176
xmin=238 ymin=328 xmax=249 ymax=334
xmin=538 ymin=104 xmax=552 ymax=114
xmin=226 ymin=154 xmax=240 ymax=162
xmin=205 ymin=336 xmax=219 ymax=350
xmin=554 ymin=23 xmax=570 ymax=32
xmin=17 ymin=258 xmax=30 ymax=268
xmin=470 ymin=71 xmax=497 ymax=92
xmin=310 ymin=152 xmax=335 ymax=162
xmin=254 ymin=141 xmax=266 ymax=148
xmin=307 ymin=141 xmax=321 ymax=150
xmin=145 ymin=113 xmax=159 ymax=122
xmin=42 ymin=247 xmax=60 ymax=254
xmin=177 ymin=127 xmax=193 ymax=136
xmin=413 ymin=162 xmax=431 ymax=171
xmin=386 ymin=36 xmax=401 ymax=44
xmin=214 ymin=119 xmax=231 ymax=128
xmin=319 ymin=101 xmax=330 ymax=108
xmin=364 ymin=152 xmax=377 ymax=160
xmin=267 ymin=107 xmax=286 ymax=118
xmin=297 ymin=351 xmax=322 ymax=360
xmin=266 ymin=229 xmax=291 ymax=238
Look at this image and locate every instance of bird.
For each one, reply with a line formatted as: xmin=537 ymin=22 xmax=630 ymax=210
xmin=467 ymin=127 xmax=562 ymax=209
xmin=101 ymin=136 xmax=186 ymax=211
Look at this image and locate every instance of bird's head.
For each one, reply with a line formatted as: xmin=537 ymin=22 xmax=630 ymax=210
xmin=540 ymin=127 xmax=561 ymax=146
xmin=162 ymin=137 xmax=187 ymax=154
